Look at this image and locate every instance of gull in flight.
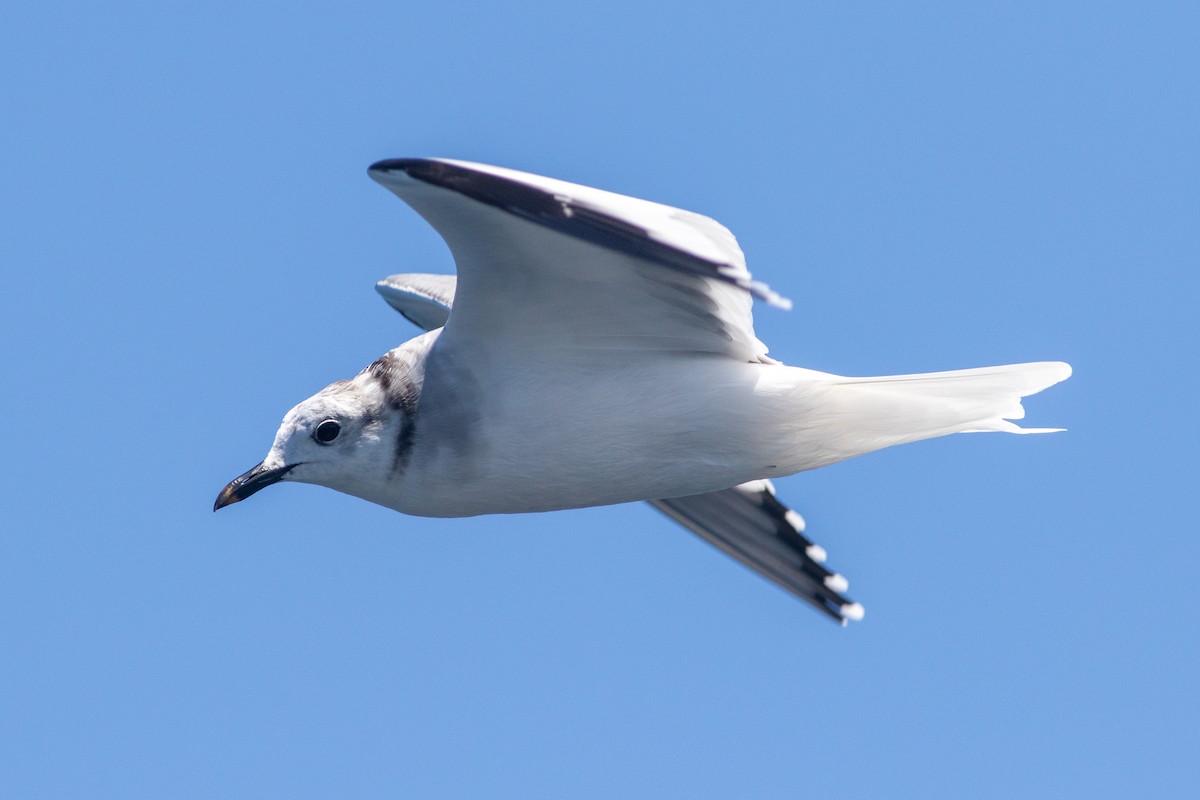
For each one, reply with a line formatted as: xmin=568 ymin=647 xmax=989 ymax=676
xmin=215 ymin=159 xmax=1071 ymax=624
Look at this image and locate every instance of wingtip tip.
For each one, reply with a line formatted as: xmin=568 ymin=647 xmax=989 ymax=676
xmin=750 ymin=282 xmax=793 ymax=310
xmin=785 ymin=509 xmax=807 ymax=534
xmin=824 ymin=573 xmax=849 ymax=593
xmin=840 ymin=602 xmax=865 ymax=622
xmin=367 ymin=158 xmax=408 ymax=174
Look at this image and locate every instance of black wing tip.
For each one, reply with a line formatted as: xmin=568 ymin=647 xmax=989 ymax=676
xmin=368 ymin=158 xmax=468 ymax=185
xmin=368 ymin=157 xmax=427 ymax=175
xmin=367 ymin=158 xmax=555 ymax=212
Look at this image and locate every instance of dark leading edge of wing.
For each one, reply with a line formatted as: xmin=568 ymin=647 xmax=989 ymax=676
xmin=375 ymin=273 xmax=863 ymax=625
xmin=367 ymin=158 xmax=789 ymax=308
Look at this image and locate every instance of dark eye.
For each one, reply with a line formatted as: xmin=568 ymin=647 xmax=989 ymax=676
xmin=313 ymin=419 xmax=341 ymax=444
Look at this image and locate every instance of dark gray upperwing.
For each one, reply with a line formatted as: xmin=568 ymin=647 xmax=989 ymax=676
xmin=375 ymin=273 xmax=862 ymax=625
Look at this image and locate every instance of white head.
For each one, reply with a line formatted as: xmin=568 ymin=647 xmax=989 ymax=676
xmin=215 ymin=340 xmax=428 ymax=511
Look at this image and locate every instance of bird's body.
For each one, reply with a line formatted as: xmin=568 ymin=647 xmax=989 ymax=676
xmin=216 ymin=157 xmax=1071 ymax=623
xmin=343 ymin=338 xmax=1065 ymax=519
xmin=340 ymin=339 xmax=802 ymax=517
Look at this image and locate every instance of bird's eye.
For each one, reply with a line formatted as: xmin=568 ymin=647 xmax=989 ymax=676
xmin=313 ymin=419 xmax=341 ymax=444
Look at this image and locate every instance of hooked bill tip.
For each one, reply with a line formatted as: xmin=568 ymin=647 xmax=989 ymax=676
xmin=213 ymin=462 xmax=296 ymax=512
xmin=213 ymin=484 xmax=242 ymax=512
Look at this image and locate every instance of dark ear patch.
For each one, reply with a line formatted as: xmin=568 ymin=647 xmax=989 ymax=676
xmin=393 ymin=414 xmax=416 ymax=474
xmin=366 ymin=351 xmax=420 ymax=415
xmin=367 ymin=352 xmax=395 ymax=395
xmin=362 ymin=350 xmax=421 ymax=473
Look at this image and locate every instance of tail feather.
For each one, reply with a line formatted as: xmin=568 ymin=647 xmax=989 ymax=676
xmin=833 ymin=361 xmax=1070 ymax=401
xmin=788 ymin=361 xmax=1072 ymax=466
xmin=843 ymin=359 xmax=1069 ymax=429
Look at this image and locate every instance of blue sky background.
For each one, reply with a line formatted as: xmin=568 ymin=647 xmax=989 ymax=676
xmin=3 ymin=2 xmax=1197 ymax=797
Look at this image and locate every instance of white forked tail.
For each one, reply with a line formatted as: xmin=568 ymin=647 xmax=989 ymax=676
xmin=785 ymin=361 xmax=1073 ymax=468
xmin=838 ymin=361 xmax=1071 ymax=432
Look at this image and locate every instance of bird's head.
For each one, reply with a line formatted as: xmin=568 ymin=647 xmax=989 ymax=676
xmin=215 ymin=343 xmax=426 ymax=511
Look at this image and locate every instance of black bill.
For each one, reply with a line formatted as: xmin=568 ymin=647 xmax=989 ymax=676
xmin=213 ymin=462 xmax=296 ymax=511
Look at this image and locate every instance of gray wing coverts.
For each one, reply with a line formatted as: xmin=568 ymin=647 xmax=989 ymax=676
xmin=374 ymin=273 xmax=863 ymax=625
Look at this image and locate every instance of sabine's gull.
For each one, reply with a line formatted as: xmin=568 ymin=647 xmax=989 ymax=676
xmin=216 ymin=158 xmax=1071 ymax=624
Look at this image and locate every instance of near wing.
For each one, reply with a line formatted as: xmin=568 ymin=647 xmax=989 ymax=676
xmin=375 ymin=273 xmax=863 ymax=625
xmin=368 ymin=158 xmax=784 ymax=364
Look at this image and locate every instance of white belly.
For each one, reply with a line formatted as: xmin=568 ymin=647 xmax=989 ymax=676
xmin=391 ymin=356 xmax=807 ymax=517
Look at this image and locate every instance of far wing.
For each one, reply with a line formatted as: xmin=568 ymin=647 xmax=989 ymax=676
xmin=376 ymin=273 xmax=455 ymax=330
xmin=376 ymin=275 xmax=862 ymax=625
